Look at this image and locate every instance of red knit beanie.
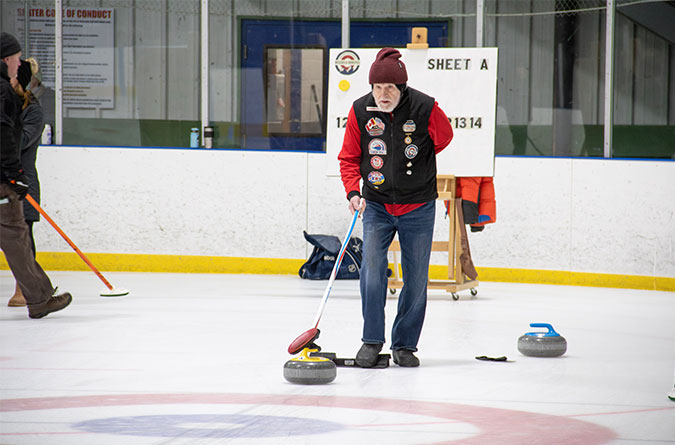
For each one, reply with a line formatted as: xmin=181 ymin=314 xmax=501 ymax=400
xmin=369 ymin=48 xmax=408 ymax=84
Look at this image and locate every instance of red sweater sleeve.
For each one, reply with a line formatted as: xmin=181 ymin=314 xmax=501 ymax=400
xmin=338 ymin=105 xmax=362 ymax=199
xmin=428 ymin=102 xmax=453 ymax=154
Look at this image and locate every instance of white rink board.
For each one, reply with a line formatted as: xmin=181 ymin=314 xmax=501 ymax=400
xmin=326 ymin=47 xmax=498 ymax=177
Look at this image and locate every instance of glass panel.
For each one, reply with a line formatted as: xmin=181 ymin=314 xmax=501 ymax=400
xmin=1 ymin=0 xmax=201 ymax=147
xmin=613 ymin=2 xmax=675 ymax=159
xmin=69 ymin=0 xmax=200 ymax=147
xmin=207 ymin=0 xmax=237 ymax=149
xmin=486 ymin=0 xmax=605 ymax=157
xmin=265 ymin=47 xmax=324 ymax=136
xmin=3 ymin=1 xmax=57 ymax=135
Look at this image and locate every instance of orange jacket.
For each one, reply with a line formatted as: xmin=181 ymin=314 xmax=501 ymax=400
xmin=456 ymin=177 xmax=496 ymax=230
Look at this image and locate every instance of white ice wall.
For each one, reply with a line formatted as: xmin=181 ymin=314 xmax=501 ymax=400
xmin=33 ymin=147 xmax=675 ymax=278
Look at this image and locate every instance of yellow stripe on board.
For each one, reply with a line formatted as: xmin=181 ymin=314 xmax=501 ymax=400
xmin=0 ymin=252 xmax=304 ymax=275
xmin=1 ymin=252 xmax=673 ymax=292
xmin=429 ymin=265 xmax=675 ymax=292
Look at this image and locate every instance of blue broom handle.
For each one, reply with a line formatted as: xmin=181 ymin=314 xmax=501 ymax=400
xmin=312 ymin=201 xmax=363 ymax=327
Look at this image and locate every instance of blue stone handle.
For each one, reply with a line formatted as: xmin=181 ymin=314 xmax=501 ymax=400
xmin=525 ymin=323 xmax=560 ymax=337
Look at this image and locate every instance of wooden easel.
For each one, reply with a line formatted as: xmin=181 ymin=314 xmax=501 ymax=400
xmin=387 ymin=175 xmax=479 ymax=300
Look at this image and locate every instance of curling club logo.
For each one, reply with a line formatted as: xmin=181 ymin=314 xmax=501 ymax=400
xmin=335 ymin=50 xmax=360 ymax=75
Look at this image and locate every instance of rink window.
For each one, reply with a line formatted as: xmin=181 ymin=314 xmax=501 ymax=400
xmin=263 ymin=47 xmax=326 ymax=137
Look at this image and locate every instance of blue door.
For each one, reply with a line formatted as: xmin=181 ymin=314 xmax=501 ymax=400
xmin=241 ymin=19 xmax=449 ymax=151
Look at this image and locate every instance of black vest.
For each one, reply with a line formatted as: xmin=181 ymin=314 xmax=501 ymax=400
xmin=353 ymin=87 xmax=438 ymax=204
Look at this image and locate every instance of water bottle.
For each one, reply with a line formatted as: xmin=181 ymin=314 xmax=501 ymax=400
xmin=189 ymin=127 xmax=199 ymax=148
xmin=41 ymin=124 xmax=52 ymax=145
xmin=204 ymin=126 xmax=214 ymax=149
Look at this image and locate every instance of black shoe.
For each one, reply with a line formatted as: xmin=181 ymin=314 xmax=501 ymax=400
xmin=28 ymin=292 xmax=72 ymax=319
xmin=393 ymin=349 xmax=420 ymax=367
xmin=355 ymin=343 xmax=383 ymax=368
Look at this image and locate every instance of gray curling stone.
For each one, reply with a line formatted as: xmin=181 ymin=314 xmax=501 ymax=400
xmin=518 ymin=323 xmax=567 ymax=357
xmin=284 ymin=348 xmax=336 ymax=385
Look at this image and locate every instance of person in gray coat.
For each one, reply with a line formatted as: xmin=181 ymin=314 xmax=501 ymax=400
xmin=1 ymin=31 xmax=72 ymax=318
xmin=8 ymin=58 xmax=44 ymax=306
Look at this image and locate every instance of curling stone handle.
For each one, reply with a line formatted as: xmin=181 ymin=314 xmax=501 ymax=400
xmin=529 ymin=323 xmax=557 ymax=335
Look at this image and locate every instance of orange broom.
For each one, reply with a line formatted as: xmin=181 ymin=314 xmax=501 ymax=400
xmin=25 ymin=193 xmax=129 ymax=297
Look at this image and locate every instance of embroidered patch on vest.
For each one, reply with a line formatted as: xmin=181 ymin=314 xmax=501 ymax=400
xmin=368 ymin=138 xmax=387 ymax=155
xmin=402 ymin=120 xmax=416 ymax=133
xmin=365 ymin=117 xmax=385 ymax=136
xmin=367 ymin=171 xmax=385 ymax=185
xmin=370 ymin=156 xmax=384 ymax=169
xmin=404 ymin=144 xmax=419 ymax=159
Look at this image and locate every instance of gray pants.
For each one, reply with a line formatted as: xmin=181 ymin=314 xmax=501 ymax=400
xmin=0 ymin=184 xmax=53 ymax=305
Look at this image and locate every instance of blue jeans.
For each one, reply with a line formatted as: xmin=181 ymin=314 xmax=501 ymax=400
xmin=360 ymin=200 xmax=435 ymax=351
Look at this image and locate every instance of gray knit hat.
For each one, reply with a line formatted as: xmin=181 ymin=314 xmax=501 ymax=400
xmin=1 ymin=32 xmax=22 ymax=59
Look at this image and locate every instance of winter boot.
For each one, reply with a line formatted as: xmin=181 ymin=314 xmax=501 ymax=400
xmin=393 ymin=349 xmax=420 ymax=367
xmin=28 ymin=291 xmax=72 ymax=319
xmin=8 ymin=283 xmax=26 ymax=307
xmin=355 ymin=343 xmax=383 ymax=368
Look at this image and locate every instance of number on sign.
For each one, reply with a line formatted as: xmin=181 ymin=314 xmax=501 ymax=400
xmin=448 ymin=117 xmax=483 ymax=129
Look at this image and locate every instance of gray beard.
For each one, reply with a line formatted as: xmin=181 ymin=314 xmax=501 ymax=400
xmin=375 ymin=99 xmax=398 ymax=113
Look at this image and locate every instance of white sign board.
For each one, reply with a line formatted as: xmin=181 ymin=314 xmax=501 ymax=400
xmin=17 ymin=7 xmax=115 ymax=109
xmin=326 ymin=47 xmax=498 ymax=177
